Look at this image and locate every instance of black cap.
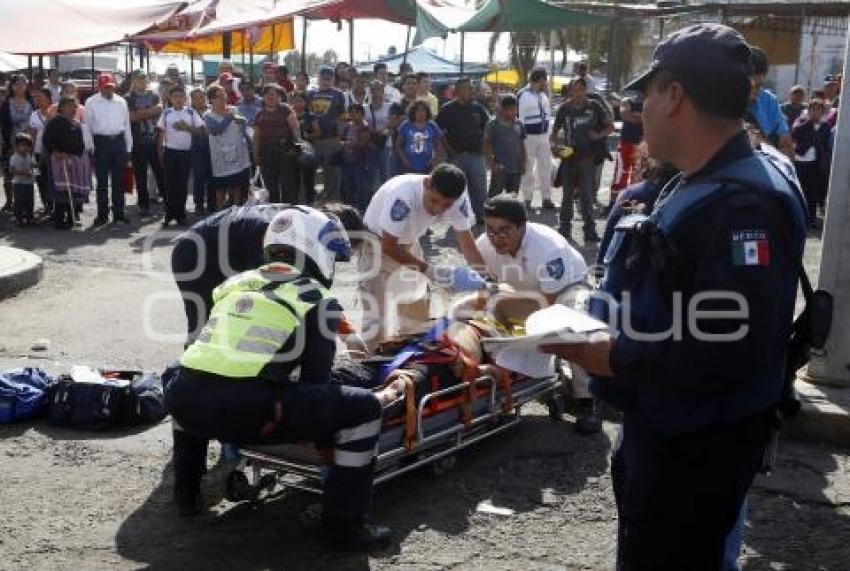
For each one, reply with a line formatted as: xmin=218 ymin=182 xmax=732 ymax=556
xmin=624 ymin=23 xmax=752 ymax=93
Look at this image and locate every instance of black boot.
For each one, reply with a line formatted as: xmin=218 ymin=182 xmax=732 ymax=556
xmin=320 ymin=518 xmax=393 ymax=551
xmin=575 ymin=398 xmax=602 ymax=434
xmin=174 ymin=485 xmax=202 ymax=517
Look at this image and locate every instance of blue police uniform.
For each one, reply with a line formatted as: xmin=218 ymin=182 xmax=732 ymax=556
xmin=589 ymin=131 xmax=807 ymax=568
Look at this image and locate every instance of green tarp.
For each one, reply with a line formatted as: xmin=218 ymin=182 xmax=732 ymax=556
xmin=458 ymin=0 xmax=607 ymax=32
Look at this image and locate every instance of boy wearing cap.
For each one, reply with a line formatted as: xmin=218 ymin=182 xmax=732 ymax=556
xmin=308 ymin=66 xmax=346 ymax=200
xmin=543 ymin=23 xmax=808 ymax=568
xmin=84 ymin=73 xmax=133 ymax=225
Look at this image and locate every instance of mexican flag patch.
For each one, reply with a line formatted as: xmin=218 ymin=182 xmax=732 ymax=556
xmin=731 ymin=230 xmax=770 ymax=267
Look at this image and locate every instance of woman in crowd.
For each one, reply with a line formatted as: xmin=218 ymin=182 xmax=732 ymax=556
xmin=42 ymin=97 xmax=92 ymax=229
xmin=291 ymin=91 xmax=316 ymax=204
xmin=1 ymin=75 xmax=35 ymax=212
xmin=791 ymin=98 xmax=832 ymax=229
xmin=29 ymin=87 xmax=53 ymax=214
xmin=204 ymin=85 xmax=251 ymax=208
xmin=253 ymin=84 xmax=301 ymax=204
xmin=395 ymin=100 xmax=443 ymax=175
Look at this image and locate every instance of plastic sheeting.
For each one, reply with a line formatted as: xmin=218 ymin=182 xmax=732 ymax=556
xmin=0 ymin=0 xmax=186 ymax=54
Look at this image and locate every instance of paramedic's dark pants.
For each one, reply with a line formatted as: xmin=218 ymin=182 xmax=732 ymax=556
xmin=132 ymin=138 xmax=165 ymax=209
xmin=611 ymin=412 xmax=771 ymax=570
xmin=165 ymin=368 xmax=382 ymax=522
xmin=93 ymin=134 xmax=127 ymax=219
xmin=170 ymin=237 xmax=224 ymax=345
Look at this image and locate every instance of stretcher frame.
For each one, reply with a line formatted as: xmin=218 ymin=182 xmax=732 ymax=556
xmin=225 ymin=373 xmax=563 ymax=501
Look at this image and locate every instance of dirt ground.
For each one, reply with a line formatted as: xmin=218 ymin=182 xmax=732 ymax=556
xmin=1 ymin=186 xmax=848 ymax=570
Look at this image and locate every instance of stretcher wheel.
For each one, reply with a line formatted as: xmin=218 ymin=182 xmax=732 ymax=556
xmin=225 ymin=470 xmax=257 ymax=502
xmin=258 ymin=473 xmax=277 ymax=491
xmin=547 ymin=395 xmax=566 ymax=421
xmin=427 ymin=455 xmax=457 ymax=479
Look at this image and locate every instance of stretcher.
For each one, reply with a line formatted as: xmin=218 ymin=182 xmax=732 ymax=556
xmin=224 ymin=366 xmax=565 ymax=503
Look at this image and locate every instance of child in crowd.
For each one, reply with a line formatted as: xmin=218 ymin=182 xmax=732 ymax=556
xmin=395 ymin=100 xmax=443 ymax=175
xmin=386 ymin=103 xmax=405 ymax=178
xmin=9 ymin=133 xmax=35 ymax=226
xmin=340 ymin=103 xmax=372 ymax=211
xmin=483 ymin=94 xmax=527 ymax=196
xmin=157 ymin=86 xmax=204 ymax=226
xmin=189 ymin=87 xmax=212 ymax=214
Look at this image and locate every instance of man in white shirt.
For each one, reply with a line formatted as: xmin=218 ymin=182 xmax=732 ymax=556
xmin=373 ymin=63 xmax=401 ymax=105
xmin=85 ymin=72 xmax=133 ymax=225
xmin=517 ymin=69 xmax=555 ymax=210
xmin=476 ymin=196 xmax=601 ymax=433
xmin=359 ymin=164 xmax=487 ymax=347
xmin=344 ymin=72 xmax=369 ymax=109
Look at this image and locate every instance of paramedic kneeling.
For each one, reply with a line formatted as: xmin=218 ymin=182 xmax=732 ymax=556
xmin=541 ymin=25 xmax=807 ymax=569
xmin=477 ymin=195 xmax=601 ymax=434
xmin=164 ymin=207 xmax=392 ymax=550
xmin=359 ymin=163 xmax=488 ymax=347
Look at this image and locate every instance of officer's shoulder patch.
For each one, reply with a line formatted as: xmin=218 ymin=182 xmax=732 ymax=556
xmin=545 ymin=258 xmax=566 ymax=280
xmin=459 ymin=198 xmax=469 ymax=218
xmin=390 ymin=199 xmax=411 ymax=222
xmin=731 ymin=229 xmax=771 ymax=267
xmin=234 ymin=296 xmax=254 ymax=313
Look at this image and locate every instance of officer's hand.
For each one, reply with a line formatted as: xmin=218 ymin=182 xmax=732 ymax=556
xmin=540 ymin=332 xmax=613 ymax=377
xmin=449 ymin=266 xmax=487 ymax=292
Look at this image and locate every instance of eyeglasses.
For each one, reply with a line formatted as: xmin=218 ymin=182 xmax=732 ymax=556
xmin=485 ymin=224 xmax=516 ymax=239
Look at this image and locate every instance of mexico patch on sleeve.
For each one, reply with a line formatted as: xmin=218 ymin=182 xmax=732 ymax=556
xmin=731 ymin=230 xmax=770 ymax=267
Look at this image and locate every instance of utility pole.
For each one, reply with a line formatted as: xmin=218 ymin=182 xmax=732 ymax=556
xmin=806 ymin=20 xmax=850 ymax=387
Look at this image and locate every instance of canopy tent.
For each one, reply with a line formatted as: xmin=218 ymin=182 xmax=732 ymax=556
xmin=457 ymin=0 xmax=608 ymax=32
xmin=132 ymin=0 xmax=333 ymax=54
xmin=355 ymin=45 xmax=487 ymax=76
xmin=304 ymin=0 xmax=471 ymax=44
xmin=0 ymin=0 xmax=186 ymax=55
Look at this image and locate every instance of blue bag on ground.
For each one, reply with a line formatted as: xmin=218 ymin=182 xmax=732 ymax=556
xmin=129 ymin=372 xmax=167 ymax=426
xmin=0 ymin=367 xmax=53 ymax=424
xmin=48 ymin=376 xmax=132 ymax=430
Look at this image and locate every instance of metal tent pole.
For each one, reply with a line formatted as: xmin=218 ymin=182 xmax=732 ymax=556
xmin=301 ymin=17 xmax=308 ymax=74
xmin=402 ymin=25 xmax=411 ymax=66
xmin=91 ymin=50 xmax=95 ymax=91
xmin=460 ymin=32 xmax=465 ymax=75
xmin=349 ymin=19 xmax=354 ymax=64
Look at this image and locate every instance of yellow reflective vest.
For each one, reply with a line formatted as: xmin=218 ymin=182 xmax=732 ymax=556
xmin=180 ymin=264 xmax=330 ymax=379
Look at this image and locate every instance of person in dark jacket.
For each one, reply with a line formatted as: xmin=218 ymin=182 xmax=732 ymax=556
xmin=0 ymin=74 xmax=35 ymax=212
xmin=791 ymin=99 xmax=831 ymax=228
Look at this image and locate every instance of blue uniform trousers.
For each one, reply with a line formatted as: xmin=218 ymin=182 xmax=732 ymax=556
xmin=612 ymin=412 xmax=771 ymax=570
xmin=164 ymin=367 xmax=382 ymax=523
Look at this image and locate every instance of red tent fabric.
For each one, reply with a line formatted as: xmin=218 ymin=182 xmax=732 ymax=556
xmin=0 ymin=0 xmax=186 ymax=55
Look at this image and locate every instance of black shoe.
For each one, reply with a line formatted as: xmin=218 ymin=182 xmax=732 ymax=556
xmin=162 ymin=217 xmax=173 ymax=228
xmin=174 ymin=487 xmax=202 ymax=517
xmin=524 ymin=200 xmax=532 ymax=209
xmin=575 ymin=398 xmax=602 ymax=434
xmin=584 ymin=232 xmax=601 ymax=244
xmin=139 ymin=206 xmax=151 ymax=216
xmin=542 ymin=199 xmax=556 ymax=210
xmin=194 ymin=205 xmax=206 ymax=216
xmin=113 ymin=215 xmax=130 ymax=224
xmin=1 ymin=202 xmax=12 ymax=212
xmin=320 ymin=519 xmax=393 ymax=551
xmin=91 ymin=216 xmax=109 ymax=227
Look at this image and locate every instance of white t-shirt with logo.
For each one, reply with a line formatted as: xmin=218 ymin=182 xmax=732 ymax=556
xmin=476 ymin=222 xmax=587 ymax=295
xmin=364 ymin=174 xmax=473 ymax=245
xmin=157 ymin=107 xmax=203 ymax=151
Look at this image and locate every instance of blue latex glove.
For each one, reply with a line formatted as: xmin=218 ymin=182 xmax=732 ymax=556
xmin=450 ymin=266 xmax=486 ymax=291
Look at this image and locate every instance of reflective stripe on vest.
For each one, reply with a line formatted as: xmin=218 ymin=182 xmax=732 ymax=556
xmin=180 ymin=266 xmax=329 ymax=378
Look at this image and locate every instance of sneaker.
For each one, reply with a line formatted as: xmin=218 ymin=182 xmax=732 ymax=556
xmin=542 ymin=198 xmax=556 ymax=210
xmin=575 ymin=398 xmax=602 ymax=434
xmin=91 ymin=216 xmax=109 ymax=227
xmin=320 ymin=519 xmax=393 ymax=551
xmin=174 ymin=487 xmax=202 ymax=517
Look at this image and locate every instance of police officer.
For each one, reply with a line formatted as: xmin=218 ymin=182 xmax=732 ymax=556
xmin=542 ymin=24 xmax=807 ymax=568
xmin=171 ymin=202 xmax=362 ymax=345
xmin=164 ymin=207 xmax=393 ymax=550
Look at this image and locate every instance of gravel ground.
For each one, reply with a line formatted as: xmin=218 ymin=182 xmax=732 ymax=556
xmin=0 ymin=178 xmax=846 ymax=570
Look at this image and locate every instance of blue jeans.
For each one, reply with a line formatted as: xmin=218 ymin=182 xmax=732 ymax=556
xmin=191 ymin=145 xmax=212 ymax=211
xmin=723 ymin=498 xmax=747 ymax=571
xmin=342 ymin=158 xmax=371 ymax=212
xmin=451 ymin=152 xmax=486 ymax=221
xmin=93 ymin=134 xmax=127 ymax=219
xmin=370 ymin=146 xmax=391 ymax=192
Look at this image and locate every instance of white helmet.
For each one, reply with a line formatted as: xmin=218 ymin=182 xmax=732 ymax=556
xmin=263 ymin=206 xmax=352 ymax=284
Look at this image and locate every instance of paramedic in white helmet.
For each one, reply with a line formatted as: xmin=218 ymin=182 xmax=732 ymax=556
xmin=164 ymin=206 xmax=393 ymax=551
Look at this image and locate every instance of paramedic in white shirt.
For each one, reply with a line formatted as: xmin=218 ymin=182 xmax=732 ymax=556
xmin=517 ymin=69 xmax=554 ymax=210
xmin=476 ymin=195 xmax=602 ymax=433
xmin=84 ymin=73 xmax=133 ymax=225
xmin=359 ymin=164 xmax=488 ymax=347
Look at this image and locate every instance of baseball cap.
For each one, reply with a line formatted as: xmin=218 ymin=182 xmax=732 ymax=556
xmin=318 ymin=66 xmax=334 ymax=78
xmin=624 ymin=23 xmax=752 ymax=93
xmin=218 ymin=71 xmax=233 ymax=82
xmin=97 ymin=73 xmax=116 ymax=89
